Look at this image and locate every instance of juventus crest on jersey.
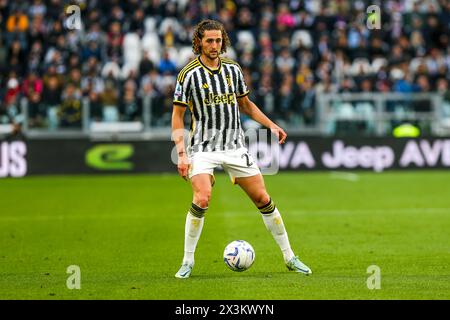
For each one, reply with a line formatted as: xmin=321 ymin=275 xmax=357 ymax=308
xmin=173 ymin=57 xmax=250 ymax=155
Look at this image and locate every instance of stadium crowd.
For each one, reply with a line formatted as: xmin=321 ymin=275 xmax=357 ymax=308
xmin=0 ymin=0 xmax=449 ymax=131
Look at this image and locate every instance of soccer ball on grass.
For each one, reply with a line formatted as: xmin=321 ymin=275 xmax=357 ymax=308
xmin=223 ymin=240 xmax=255 ymax=272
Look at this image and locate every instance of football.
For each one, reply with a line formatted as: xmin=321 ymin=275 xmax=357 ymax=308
xmin=223 ymin=240 xmax=255 ymax=272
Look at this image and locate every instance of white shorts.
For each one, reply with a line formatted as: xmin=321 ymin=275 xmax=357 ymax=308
xmin=188 ymin=148 xmax=260 ymax=184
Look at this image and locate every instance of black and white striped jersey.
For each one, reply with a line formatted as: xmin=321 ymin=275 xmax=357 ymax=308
xmin=173 ymin=56 xmax=250 ymax=155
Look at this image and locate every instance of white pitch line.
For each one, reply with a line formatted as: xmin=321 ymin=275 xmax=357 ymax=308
xmin=290 ymin=207 xmax=450 ymax=215
xmin=0 ymin=214 xmax=152 ymax=222
xmin=225 ymin=207 xmax=450 ymax=217
xmin=0 ymin=207 xmax=449 ymax=222
xmin=329 ymin=171 xmax=360 ymax=182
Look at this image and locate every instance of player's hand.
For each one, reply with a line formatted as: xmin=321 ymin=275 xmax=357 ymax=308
xmin=177 ymin=153 xmax=190 ymax=181
xmin=270 ymin=126 xmax=287 ymax=144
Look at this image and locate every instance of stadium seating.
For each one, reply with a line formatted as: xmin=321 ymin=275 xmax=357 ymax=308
xmin=0 ymin=0 xmax=448 ymax=136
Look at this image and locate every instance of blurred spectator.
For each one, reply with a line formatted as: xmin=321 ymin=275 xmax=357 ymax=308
xmin=140 ymin=69 xmax=160 ymax=96
xmin=437 ymin=78 xmax=450 ymax=118
xmin=4 ymin=73 xmax=21 ymax=105
xmin=29 ymin=0 xmax=46 ymax=18
xmin=100 ymin=81 xmax=119 ymax=122
xmin=6 ymin=8 xmax=29 ymax=47
xmin=255 ymin=72 xmax=275 ymax=117
xmin=158 ymin=51 xmax=177 ymax=75
xmin=295 ymin=77 xmax=316 ymax=125
xmin=28 ymin=90 xmax=45 ymax=128
xmin=413 ymin=74 xmax=432 ymax=112
xmin=42 ymin=75 xmax=62 ymax=129
xmin=67 ymin=68 xmax=82 ymax=89
xmin=338 ymin=77 xmax=357 ymax=93
xmin=82 ymin=40 xmax=103 ymax=62
xmin=392 ymin=69 xmax=416 ymax=93
xmin=22 ymin=72 xmax=43 ymax=98
xmin=437 ymin=78 xmax=450 ymax=101
xmin=129 ymin=7 xmax=145 ymax=36
xmin=2 ymin=94 xmax=22 ymax=127
xmin=139 ymin=52 xmax=155 ymax=76
xmin=360 ymin=78 xmax=374 ymax=92
xmin=88 ymin=90 xmax=102 ymax=121
xmin=107 ymin=21 xmax=123 ymax=61
xmin=29 ymin=13 xmax=47 ymax=44
xmin=120 ymin=88 xmax=142 ymax=121
xmin=276 ymin=76 xmax=295 ymax=122
xmin=58 ymin=84 xmax=82 ymax=128
xmin=275 ymin=48 xmax=295 ymax=73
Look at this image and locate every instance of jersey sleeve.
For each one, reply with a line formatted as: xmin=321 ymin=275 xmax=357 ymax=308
xmin=173 ymin=75 xmax=191 ymax=107
xmin=236 ymin=65 xmax=250 ymax=98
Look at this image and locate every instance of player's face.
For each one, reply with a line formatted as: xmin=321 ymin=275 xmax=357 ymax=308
xmin=200 ymin=30 xmax=222 ymax=60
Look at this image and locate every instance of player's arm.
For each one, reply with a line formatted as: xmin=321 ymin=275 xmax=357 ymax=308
xmin=171 ymin=104 xmax=189 ymax=180
xmin=237 ymin=95 xmax=287 ymax=144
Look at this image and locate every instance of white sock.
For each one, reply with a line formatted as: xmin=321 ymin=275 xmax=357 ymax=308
xmin=182 ymin=212 xmax=204 ymax=265
xmin=261 ymin=207 xmax=295 ymax=263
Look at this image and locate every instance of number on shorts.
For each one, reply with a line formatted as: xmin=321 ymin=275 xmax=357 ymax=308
xmin=242 ymin=153 xmax=253 ymax=167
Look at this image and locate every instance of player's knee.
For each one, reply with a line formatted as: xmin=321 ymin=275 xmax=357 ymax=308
xmin=258 ymin=196 xmax=276 ymax=214
xmin=194 ymin=191 xmax=211 ymax=209
xmin=196 ymin=198 xmax=209 ymax=209
xmin=254 ymin=193 xmax=271 ymax=208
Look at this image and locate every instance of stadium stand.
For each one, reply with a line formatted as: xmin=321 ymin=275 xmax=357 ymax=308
xmin=0 ymin=0 xmax=449 ymax=135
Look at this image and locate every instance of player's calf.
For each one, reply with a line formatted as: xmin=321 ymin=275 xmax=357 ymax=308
xmin=176 ymin=203 xmax=208 ymax=279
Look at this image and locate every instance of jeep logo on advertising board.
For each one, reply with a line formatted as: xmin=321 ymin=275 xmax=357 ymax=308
xmin=0 ymin=141 xmax=27 ymax=178
xmin=250 ymin=139 xmax=450 ymax=172
xmin=322 ymin=141 xmax=394 ymax=172
xmin=85 ymin=144 xmax=134 ymax=170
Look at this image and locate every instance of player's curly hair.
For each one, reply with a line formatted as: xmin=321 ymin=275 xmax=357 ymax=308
xmin=192 ymin=19 xmax=231 ymax=55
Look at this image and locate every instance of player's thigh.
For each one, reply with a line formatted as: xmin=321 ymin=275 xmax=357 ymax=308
xmin=188 ymin=152 xmax=219 ymax=182
xmin=222 ymin=148 xmax=260 ymax=184
xmin=235 ymin=174 xmax=270 ymax=207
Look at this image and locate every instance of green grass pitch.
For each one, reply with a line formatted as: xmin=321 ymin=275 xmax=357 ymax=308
xmin=1 ymin=171 xmax=449 ymax=300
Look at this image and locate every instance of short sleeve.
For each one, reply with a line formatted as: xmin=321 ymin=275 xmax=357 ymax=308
xmin=236 ymin=66 xmax=250 ymax=98
xmin=173 ymin=77 xmax=191 ymax=107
